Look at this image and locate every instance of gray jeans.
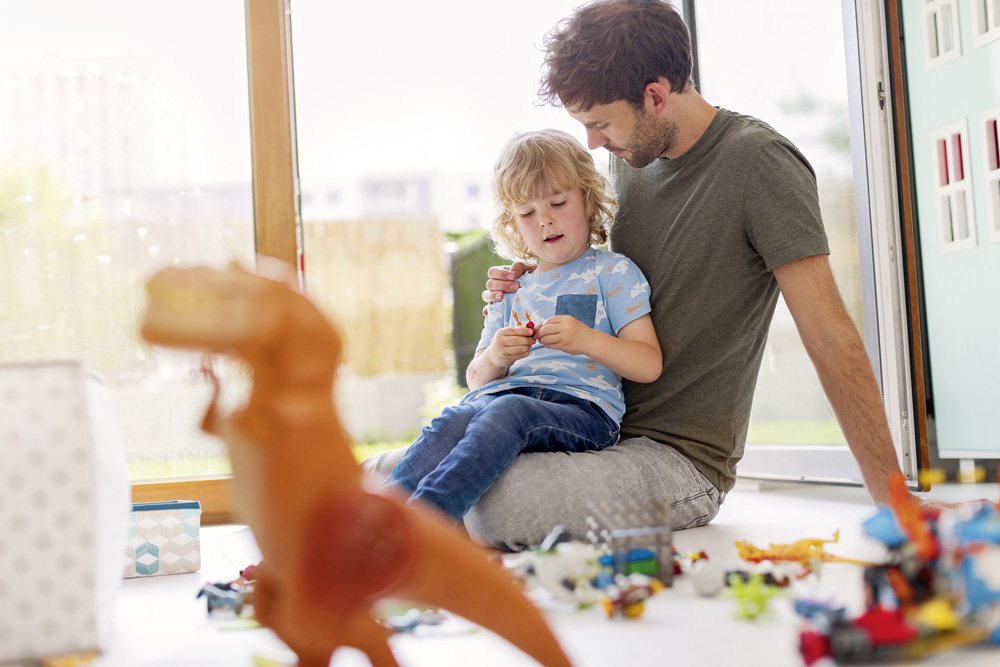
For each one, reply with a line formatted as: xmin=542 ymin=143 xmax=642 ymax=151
xmin=364 ymin=436 xmax=724 ymax=551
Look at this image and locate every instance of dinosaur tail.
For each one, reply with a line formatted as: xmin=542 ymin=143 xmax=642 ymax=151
xmin=399 ymin=506 xmax=573 ymax=667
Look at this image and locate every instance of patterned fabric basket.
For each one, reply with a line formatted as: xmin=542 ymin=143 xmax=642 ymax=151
xmin=124 ymin=500 xmax=202 ymax=577
xmin=0 ymin=361 xmax=129 ymax=662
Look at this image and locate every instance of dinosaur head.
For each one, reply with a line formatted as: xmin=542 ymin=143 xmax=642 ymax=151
xmin=141 ymin=263 xmax=289 ymax=354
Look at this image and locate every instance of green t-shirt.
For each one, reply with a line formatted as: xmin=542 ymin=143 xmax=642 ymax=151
xmin=609 ymin=108 xmax=830 ymax=492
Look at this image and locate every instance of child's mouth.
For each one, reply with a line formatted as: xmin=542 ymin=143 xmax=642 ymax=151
xmin=544 ymin=234 xmax=563 ymax=243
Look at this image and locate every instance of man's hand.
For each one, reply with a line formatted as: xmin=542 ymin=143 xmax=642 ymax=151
xmin=482 ymin=262 xmax=536 ymax=303
xmin=914 ymin=497 xmax=960 ymax=512
xmin=535 ymin=316 xmax=594 ymax=356
xmin=913 ymin=496 xmax=992 ymax=513
xmin=487 ymin=327 xmax=536 ymax=368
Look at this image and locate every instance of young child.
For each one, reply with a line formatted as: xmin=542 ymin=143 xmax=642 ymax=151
xmin=389 ymin=129 xmax=661 ymax=521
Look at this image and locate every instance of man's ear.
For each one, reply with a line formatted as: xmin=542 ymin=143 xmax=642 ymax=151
xmin=644 ymin=78 xmax=673 ymax=116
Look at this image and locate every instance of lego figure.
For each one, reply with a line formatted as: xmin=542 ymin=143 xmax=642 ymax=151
xmin=140 ymin=263 xmax=570 ymax=667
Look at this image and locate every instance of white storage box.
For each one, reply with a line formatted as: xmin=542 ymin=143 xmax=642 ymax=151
xmin=0 ymin=361 xmax=130 ymax=662
xmin=124 ymin=500 xmax=202 ymax=577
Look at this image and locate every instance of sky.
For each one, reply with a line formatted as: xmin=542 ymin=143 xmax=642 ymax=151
xmin=0 ymin=0 xmax=852 ymax=183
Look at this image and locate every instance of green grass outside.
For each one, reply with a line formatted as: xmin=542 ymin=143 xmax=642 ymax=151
xmin=129 ymin=456 xmax=232 ymax=481
xmin=747 ymin=419 xmax=845 ymax=445
xmin=130 ymin=422 xmax=842 ymax=481
xmin=352 ymin=440 xmax=411 ymax=462
xmin=128 ymin=441 xmax=411 ymax=482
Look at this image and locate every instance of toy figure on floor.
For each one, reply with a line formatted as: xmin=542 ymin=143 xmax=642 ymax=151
xmin=140 ymin=262 xmax=571 ymax=667
xmin=386 ymin=129 xmax=662 ymax=521
xmin=736 ymin=531 xmax=877 ymax=577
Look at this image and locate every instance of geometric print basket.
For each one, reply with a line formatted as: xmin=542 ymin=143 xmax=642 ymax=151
xmin=124 ymin=500 xmax=201 ymax=578
xmin=0 ymin=360 xmax=130 ymax=661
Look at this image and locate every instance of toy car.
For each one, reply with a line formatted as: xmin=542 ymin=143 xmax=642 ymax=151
xmin=197 ymin=582 xmax=247 ymax=615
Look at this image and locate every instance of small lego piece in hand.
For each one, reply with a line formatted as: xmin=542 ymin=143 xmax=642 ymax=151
xmin=232 ymin=561 xmax=261 ymax=586
xmin=526 ymin=320 xmax=535 ymax=330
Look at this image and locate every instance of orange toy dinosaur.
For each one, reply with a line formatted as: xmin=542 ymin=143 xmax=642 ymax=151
xmin=140 ymin=262 xmax=571 ymax=667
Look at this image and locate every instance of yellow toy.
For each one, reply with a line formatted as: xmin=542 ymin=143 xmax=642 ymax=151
xmin=140 ymin=263 xmax=571 ymax=667
xmin=735 ymin=531 xmax=876 ymax=575
xmin=599 ymin=574 xmax=664 ymax=619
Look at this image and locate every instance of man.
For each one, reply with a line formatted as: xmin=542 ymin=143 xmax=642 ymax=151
xmin=370 ymin=0 xmax=907 ymax=550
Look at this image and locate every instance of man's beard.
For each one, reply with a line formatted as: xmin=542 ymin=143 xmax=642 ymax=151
xmin=618 ymin=111 xmax=679 ymax=168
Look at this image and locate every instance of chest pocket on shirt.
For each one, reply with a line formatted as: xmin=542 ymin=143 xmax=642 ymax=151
xmin=555 ymin=294 xmax=598 ymax=328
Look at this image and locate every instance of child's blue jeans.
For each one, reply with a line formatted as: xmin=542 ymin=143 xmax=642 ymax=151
xmin=389 ymin=387 xmax=619 ymax=521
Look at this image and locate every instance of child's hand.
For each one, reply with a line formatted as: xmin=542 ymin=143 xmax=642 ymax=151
xmin=487 ymin=327 xmax=536 ymax=367
xmin=535 ymin=316 xmax=594 ymax=356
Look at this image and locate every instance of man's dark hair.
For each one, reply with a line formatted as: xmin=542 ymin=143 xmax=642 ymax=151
xmin=539 ymin=0 xmax=693 ymax=111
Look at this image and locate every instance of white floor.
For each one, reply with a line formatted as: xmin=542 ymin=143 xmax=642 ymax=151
xmin=40 ymin=481 xmax=1000 ymax=666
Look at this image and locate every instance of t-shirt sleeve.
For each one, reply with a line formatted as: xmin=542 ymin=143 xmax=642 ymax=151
xmin=602 ymin=257 xmax=653 ymax=334
xmin=476 ymin=300 xmax=506 ymax=352
xmin=742 ymin=139 xmax=830 ymax=270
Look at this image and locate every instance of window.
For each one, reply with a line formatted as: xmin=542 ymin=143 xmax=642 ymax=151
xmin=2 ymin=0 xmax=298 ymax=520
xmin=289 ymin=0 xmax=595 ymax=445
xmin=923 ymin=0 xmax=962 ymax=70
xmin=930 ymin=119 xmax=977 ymax=253
xmin=980 ymin=105 xmax=1000 ymax=243
xmin=0 ymin=2 xmax=255 ymax=489
xmin=693 ymin=0 xmax=861 ymax=449
xmin=972 ymin=0 xmax=1000 ymax=48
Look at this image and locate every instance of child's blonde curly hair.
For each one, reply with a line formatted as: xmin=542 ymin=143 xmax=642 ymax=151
xmin=490 ymin=129 xmax=617 ymax=261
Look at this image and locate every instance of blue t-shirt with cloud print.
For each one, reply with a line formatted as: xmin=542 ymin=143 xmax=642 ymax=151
xmin=471 ymin=247 xmax=652 ymax=424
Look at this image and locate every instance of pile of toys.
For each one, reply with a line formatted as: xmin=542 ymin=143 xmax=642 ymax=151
xmin=505 ymin=499 xmax=676 ymax=619
xmin=796 ymin=474 xmax=1000 ymax=664
xmin=218 ymin=480 xmax=998 ymax=665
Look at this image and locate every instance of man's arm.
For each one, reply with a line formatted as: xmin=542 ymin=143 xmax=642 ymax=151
xmin=773 ymin=254 xmax=900 ymax=506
